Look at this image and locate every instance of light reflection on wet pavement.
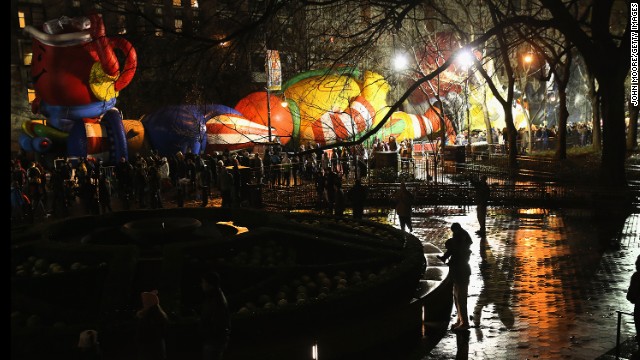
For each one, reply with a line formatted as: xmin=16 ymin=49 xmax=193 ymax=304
xmin=371 ymin=206 xmax=640 ymax=360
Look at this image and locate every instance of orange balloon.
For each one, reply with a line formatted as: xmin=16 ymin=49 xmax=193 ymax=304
xmin=235 ymin=91 xmax=293 ymax=145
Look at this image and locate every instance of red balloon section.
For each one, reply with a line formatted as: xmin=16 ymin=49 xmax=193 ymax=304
xmin=235 ymin=92 xmax=294 ymax=145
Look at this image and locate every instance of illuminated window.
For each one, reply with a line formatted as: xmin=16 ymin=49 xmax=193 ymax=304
xmin=18 ymin=11 xmax=26 ymax=28
xmin=27 ymin=89 xmax=36 ymax=103
xmin=155 ymin=7 xmax=162 ymax=15
xmin=175 ymin=19 xmax=183 ymax=33
xmin=190 ymin=0 xmax=199 ymax=8
xmin=23 ymin=52 xmax=32 ymax=66
xmin=155 ymin=28 xmax=163 ymax=37
xmin=173 ymin=0 xmax=181 ymax=7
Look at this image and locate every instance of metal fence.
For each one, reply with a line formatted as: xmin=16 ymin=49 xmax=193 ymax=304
xmin=260 ymin=153 xmax=640 ymax=211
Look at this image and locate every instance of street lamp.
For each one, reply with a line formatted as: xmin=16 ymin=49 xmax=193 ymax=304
xmin=521 ymin=52 xmax=534 ymax=153
xmin=456 ymin=48 xmax=474 ymax=141
xmin=266 ymin=87 xmax=272 ymax=143
xmin=393 ymin=52 xmax=408 ymax=72
xmin=391 ymin=51 xmax=408 ymax=137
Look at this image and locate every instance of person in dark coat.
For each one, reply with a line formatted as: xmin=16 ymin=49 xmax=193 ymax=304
xmin=392 ymin=181 xmax=414 ymax=233
xmin=135 ymin=290 xmax=169 ymax=360
xmin=471 ymin=174 xmax=490 ymax=236
xmin=115 ymin=156 xmax=134 ymax=209
xmin=333 ymin=182 xmax=346 ymax=220
xmin=218 ymin=163 xmax=234 ymax=209
xmin=147 ymin=165 xmax=162 ymax=209
xmin=200 ymin=164 xmax=212 ymax=207
xmin=437 ymin=222 xmax=473 ymax=331
xmin=347 ymin=179 xmax=368 ymax=220
xmin=97 ymin=174 xmax=113 ymax=214
xmin=76 ymin=329 xmax=103 ymax=360
xmin=627 ymin=255 xmax=640 ymax=347
xmin=200 ymin=271 xmax=231 ymax=360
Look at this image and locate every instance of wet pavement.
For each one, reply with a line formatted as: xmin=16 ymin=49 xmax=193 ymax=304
xmin=372 ymin=206 xmax=640 ymax=360
xmin=24 ymin=190 xmax=640 ymax=359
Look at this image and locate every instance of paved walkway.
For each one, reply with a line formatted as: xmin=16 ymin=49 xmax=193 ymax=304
xmin=21 ymin=189 xmax=640 ymax=360
xmin=372 ymin=206 xmax=640 ymax=360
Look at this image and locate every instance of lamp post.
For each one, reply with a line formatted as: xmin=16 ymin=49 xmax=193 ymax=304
xmin=522 ymin=52 xmax=533 ymax=153
xmin=456 ymin=48 xmax=474 ymax=143
xmin=266 ymin=87 xmax=272 ymax=143
xmin=391 ymin=51 xmax=408 ymax=139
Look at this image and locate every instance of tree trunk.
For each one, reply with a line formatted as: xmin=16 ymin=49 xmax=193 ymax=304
xmin=588 ymin=75 xmax=602 ymax=151
xmin=627 ymin=99 xmax=638 ymax=151
xmin=482 ymin=88 xmax=493 ymax=146
xmin=554 ymin=84 xmax=568 ymax=160
xmin=598 ymin=75 xmax=627 ymax=187
xmin=505 ymin=110 xmax=518 ymax=171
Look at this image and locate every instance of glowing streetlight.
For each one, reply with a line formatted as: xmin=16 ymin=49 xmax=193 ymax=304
xmin=393 ymin=52 xmax=408 ymax=72
xmin=456 ymin=48 xmax=474 ymax=71
xmin=456 ymin=48 xmax=474 ymax=136
xmin=390 ymin=51 xmax=408 ymax=135
xmin=521 ymin=52 xmax=535 ymax=152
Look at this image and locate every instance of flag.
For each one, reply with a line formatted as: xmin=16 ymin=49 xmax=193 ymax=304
xmin=266 ymin=50 xmax=282 ymax=91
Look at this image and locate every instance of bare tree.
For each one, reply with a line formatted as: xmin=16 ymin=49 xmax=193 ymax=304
xmin=91 ymin=0 xmax=631 ymax=187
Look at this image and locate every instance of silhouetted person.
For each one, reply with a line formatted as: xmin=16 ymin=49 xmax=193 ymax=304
xmin=135 ymin=290 xmax=169 ymax=360
xmin=393 ymin=181 xmax=414 ymax=234
xmin=627 ymin=255 xmax=640 ymax=347
xmin=314 ymin=168 xmax=326 ymax=210
xmin=471 ymin=175 xmax=490 ymax=236
xmin=333 ymin=182 xmax=346 ymax=220
xmin=76 ymin=329 xmax=103 ymax=360
xmin=347 ymin=179 xmax=368 ymax=220
xmin=98 ymin=175 xmax=113 ymax=214
xmin=218 ymin=163 xmax=234 ymax=209
xmin=200 ymin=271 xmax=231 ymax=360
xmin=147 ymin=165 xmax=163 ymax=209
xmin=51 ymin=169 xmax=69 ymax=218
xmin=437 ymin=222 xmax=473 ymax=331
xmin=200 ymin=164 xmax=212 ymax=207
xmin=115 ymin=156 xmax=133 ymax=209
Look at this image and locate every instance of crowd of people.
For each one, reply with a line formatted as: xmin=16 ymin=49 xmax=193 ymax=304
xmin=454 ymin=121 xmax=594 ymax=155
xmin=11 ymin=134 xmax=421 ymax=226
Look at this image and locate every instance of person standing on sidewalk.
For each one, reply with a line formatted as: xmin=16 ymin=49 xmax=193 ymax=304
xmin=199 ymin=271 xmax=231 ymax=360
xmin=218 ymin=162 xmax=234 ymax=209
xmin=347 ymin=179 xmax=368 ymax=220
xmin=200 ymin=163 xmax=212 ymax=207
xmin=135 ymin=290 xmax=169 ymax=360
xmin=97 ymin=174 xmax=113 ymax=214
xmin=437 ymin=222 xmax=473 ymax=331
xmin=393 ymin=181 xmax=414 ymax=234
xmin=471 ymin=175 xmax=490 ymax=236
xmin=627 ymin=254 xmax=640 ymax=347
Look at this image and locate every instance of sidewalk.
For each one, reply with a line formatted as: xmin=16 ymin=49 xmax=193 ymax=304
xmin=16 ymin=188 xmax=640 ymax=360
xmin=378 ymin=206 xmax=640 ymax=360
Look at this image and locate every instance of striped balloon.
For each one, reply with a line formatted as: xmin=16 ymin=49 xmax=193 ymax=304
xmin=373 ymin=107 xmax=456 ymax=144
xmin=205 ymin=114 xmax=276 ymax=152
xmin=308 ymin=95 xmax=376 ymax=146
xmin=84 ymin=122 xmax=112 ymax=161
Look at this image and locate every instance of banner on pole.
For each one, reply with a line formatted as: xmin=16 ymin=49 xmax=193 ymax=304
xmin=266 ymin=50 xmax=282 ymax=91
